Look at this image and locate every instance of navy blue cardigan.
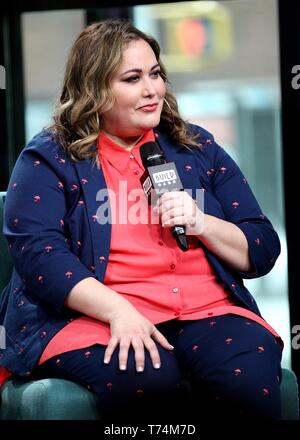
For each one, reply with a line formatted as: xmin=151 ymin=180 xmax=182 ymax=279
xmin=0 ymin=124 xmax=280 ymax=376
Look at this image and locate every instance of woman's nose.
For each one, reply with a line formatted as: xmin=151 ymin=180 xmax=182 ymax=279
xmin=142 ymin=79 xmax=156 ymax=97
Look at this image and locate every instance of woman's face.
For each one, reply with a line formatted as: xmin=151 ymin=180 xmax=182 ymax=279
xmin=101 ymin=38 xmax=166 ymax=139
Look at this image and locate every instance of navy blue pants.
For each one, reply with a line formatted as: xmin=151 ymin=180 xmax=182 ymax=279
xmin=32 ymin=315 xmax=283 ymax=420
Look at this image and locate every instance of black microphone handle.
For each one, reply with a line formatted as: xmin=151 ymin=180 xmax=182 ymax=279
xmin=171 ymin=224 xmax=189 ymax=252
xmin=168 ymin=188 xmax=188 ymax=252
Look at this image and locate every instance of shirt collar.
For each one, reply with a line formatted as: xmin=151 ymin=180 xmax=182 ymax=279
xmin=97 ymin=129 xmax=155 ymax=174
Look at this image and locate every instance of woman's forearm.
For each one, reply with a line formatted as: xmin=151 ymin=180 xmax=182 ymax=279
xmin=198 ymin=214 xmax=252 ymax=273
xmin=64 ymin=277 xmax=134 ymax=322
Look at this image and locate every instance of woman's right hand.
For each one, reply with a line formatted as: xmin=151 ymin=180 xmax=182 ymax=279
xmin=104 ymin=305 xmax=174 ymax=372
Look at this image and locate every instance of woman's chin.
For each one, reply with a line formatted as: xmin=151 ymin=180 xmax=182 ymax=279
xmin=139 ymin=120 xmax=161 ymax=132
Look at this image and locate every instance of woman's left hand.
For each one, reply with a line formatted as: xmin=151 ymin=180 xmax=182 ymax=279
xmin=154 ymin=191 xmax=205 ymax=236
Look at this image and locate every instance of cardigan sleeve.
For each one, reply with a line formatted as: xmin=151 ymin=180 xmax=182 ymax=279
xmin=3 ymin=133 xmax=96 ymax=313
xmin=203 ymin=132 xmax=281 ymax=279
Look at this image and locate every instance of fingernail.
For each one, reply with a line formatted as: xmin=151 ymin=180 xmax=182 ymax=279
xmin=104 ymin=358 xmax=109 ymax=364
xmin=120 ymin=365 xmax=126 ymax=370
xmin=154 ymin=363 xmax=161 ymax=369
xmin=169 ymin=345 xmax=175 ymax=349
xmin=137 ymin=366 xmax=144 ymax=372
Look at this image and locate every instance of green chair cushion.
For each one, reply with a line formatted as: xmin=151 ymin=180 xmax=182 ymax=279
xmin=280 ymin=368 xmax=299 ymax=420
xmin=0 ymin=378 xmax=103 ymax=420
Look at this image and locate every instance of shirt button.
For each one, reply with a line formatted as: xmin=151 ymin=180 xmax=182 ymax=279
xmin=158 ymin=241 xmax=164 ymax=246
xmin=207 ymin=312 xmax=214 ymax=316
xmin=133 ymin=169 xmax=139 ymax=175
xmin=174 ymin=311 xmax=180 ymax=317
xmin=170 ymin=264 xmax=176 ymax=270
xmin=172 ymin=287 xmax=179 ymax=293
xmin=129 ymin=154 xmax=134 ymax=159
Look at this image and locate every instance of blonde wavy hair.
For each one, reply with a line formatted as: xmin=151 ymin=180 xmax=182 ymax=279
xmin=50 ymin=18 xmax=202 ymax=162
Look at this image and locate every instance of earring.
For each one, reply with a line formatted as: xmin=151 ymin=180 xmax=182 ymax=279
xmin=163 ymin=97 xmax=172 ymax=112
xmin=95 ymin=112 xmax=100 ymax=127
xmin=164 ymin=97 xmax=175 ymax=125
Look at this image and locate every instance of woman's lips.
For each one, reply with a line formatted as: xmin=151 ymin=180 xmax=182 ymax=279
xmin=138 ymin=104 xmax=158 ymax=112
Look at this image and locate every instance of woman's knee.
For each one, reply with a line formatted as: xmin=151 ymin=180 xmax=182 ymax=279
xmin=116 ymin=344 xmax=182 ymax=394
xmin=97 ymin=345 xmax=183 ymax=419
xmin=187 ymin=321 xmax=283 ymax=419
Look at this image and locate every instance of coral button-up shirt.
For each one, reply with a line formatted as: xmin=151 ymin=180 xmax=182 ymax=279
xmin=37 ymin=130 xmax=281 ymax=366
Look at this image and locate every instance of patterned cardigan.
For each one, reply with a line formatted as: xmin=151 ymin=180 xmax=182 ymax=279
xmin=0 ymin=124 xmax=280 ymax=376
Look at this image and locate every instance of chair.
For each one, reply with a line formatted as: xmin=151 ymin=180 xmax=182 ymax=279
xmin=0 ymin=191 xmax=299 ymax=420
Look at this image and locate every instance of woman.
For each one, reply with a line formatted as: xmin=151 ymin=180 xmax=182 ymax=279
xmin=0 ymin=18 xmax=283 ymax=420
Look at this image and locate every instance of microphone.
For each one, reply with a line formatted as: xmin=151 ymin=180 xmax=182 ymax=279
xmin=140 ymin=141 xmax=189 ymax=252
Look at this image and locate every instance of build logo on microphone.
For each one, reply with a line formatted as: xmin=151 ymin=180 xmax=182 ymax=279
xmin=146 ymin=163 xmax=182 ymax=194
xmin=153 ymin=169 xmax=177 ymax=186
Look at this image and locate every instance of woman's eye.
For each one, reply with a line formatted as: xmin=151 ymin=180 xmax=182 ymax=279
xmin=151 ymin=70 xmax=161 ymax=78
xmin=123 ymin=71 xmax=161 ymax=83
xmin=124 ymin=76 xmax=139 ymax=83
